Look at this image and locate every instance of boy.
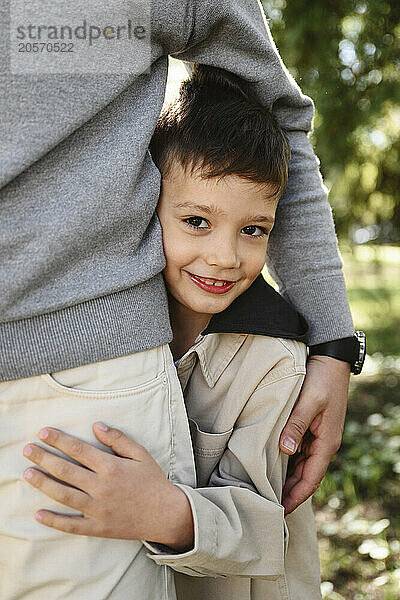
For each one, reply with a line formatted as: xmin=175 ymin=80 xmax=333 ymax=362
xmin=23 ymin=66 xmax=321 ymax=599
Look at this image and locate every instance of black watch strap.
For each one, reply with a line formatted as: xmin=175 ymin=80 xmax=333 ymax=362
xmin=309 ymin=332 xmax=366 ymax=374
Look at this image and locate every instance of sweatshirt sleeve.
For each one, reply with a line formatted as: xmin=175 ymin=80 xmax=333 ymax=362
xmin=168 ymin=0 xmax=354 ymax=344
xmin=144 ymin=371 xmax=305 ymax=578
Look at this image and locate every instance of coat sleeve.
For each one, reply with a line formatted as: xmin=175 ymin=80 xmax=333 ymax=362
xmin=167 ymin=0 xmax=354 ymax=344
xmin=144 ymin=371 xmax=305 ymax=578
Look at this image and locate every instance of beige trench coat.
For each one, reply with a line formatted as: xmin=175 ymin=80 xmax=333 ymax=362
xmin=146 ymin=332 xmax=322 ymax=599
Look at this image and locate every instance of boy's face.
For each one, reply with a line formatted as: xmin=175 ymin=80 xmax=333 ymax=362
xmin=157 ymin=161 xmax=279 ymax=321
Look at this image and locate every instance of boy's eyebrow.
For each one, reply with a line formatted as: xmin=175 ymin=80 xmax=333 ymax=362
xmin=172 ymin=201 xmax=226 ymax=216
xmin=172 ymin=201 xmax=275 ymax=226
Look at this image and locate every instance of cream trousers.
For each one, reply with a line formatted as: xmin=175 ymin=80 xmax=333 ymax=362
xmin=0 ymin=345 xmax=195 ymax=600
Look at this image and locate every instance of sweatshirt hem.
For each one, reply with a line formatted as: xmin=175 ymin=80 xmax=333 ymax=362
xmin=0 ymin=275 xmax=172 ymax=382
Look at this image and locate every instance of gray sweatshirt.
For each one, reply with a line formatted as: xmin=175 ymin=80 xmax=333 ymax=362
xmin=0 ymin=0 xmax=354 ymax=382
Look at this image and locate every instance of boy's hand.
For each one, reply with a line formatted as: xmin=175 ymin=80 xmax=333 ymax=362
xmin=23 ymin=423 xmax=194 ymax=551
xmin=279 ymin=355 xmax=350 ymax=514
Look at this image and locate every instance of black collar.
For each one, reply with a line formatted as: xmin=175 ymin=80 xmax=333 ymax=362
xmin=201 ymin=275 xmax=309 ymax=343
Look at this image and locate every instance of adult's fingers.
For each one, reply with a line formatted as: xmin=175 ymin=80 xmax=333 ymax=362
xmin=282 ymin=447 xmax=331 ymax=514
xmin=279 ymin=397 xmax=322 ymax=455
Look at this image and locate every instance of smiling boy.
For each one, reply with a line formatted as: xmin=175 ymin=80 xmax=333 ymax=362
xmin=158 ymin=166 xmax=279 ymax=360
xmin=152 ymin=65 xmax=290 ymax=359
xmin=23 ymin=66 xmax=321 ymax=599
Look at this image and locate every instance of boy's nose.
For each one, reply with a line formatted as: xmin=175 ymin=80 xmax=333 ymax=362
xmin=204 ymin=237 xmax=240 ymax=269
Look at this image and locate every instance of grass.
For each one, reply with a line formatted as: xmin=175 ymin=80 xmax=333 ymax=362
xmin=315 ymin=244 xmax=400 ymax=599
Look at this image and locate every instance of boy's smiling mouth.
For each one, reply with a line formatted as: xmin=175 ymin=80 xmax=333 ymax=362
xmin=186 ymin=272 xmax=237 ymax=294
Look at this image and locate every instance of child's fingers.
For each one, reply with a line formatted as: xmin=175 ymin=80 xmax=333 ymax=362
xmin=93 ymin=422 xmax=147 ymax=460
xmin=36 ymin=427 xmax=112 ymax=472
xmin=24 ymin=467 xmax=91 ymax=512
xmin=35 ymin=510 xmax=96 ymax=536
xmin=23 ymin=443 xmax=96 ymax=491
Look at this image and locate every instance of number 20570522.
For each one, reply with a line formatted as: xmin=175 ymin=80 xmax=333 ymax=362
xmin=18 ymin=42 xmax=74 ymax=52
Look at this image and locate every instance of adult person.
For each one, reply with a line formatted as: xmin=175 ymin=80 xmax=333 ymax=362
xmin=0 ymin=0 xmax=359 ymax=596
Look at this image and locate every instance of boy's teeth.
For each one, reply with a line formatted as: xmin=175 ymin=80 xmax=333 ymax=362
xmin=196 ymin=276 xmax=230 ymax=287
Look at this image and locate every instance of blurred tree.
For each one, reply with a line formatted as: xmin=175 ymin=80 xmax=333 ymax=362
xmin=262 ymin=0 xmax=400 ymax=241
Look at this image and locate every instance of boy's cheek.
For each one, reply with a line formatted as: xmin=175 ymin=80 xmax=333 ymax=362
xmin=248 ymin=252 xmax=268 ymax=282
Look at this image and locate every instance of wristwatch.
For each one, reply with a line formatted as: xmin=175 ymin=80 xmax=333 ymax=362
xmin=309 ymin=331 xmax=366 ymax=375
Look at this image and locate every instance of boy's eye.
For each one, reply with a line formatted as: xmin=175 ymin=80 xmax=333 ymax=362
xmin=184 ymin=216 xmax=209 ymax=229
xmin=242 ymin=225 xmax=268 ymax=237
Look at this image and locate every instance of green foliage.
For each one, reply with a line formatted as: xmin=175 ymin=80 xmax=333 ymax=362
xmin=262 ymin=0 xmax=400 ymax=240
xmin=315 ymin=375 xmax=400 ymax=598
xmin=315 ymin=377 xmax=400 ymax=507
xmin=312 ymin=248 xmax=400 ymax=598
xmin=342 ymin=245 xmax=400 ymax=355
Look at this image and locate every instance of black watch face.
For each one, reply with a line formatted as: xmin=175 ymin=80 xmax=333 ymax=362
xmin=353 ymin=331 xmax=366 ymax=374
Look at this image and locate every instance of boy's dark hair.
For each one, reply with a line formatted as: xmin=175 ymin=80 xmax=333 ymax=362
xmin=150 ymin=64 xmax=290 ymax=198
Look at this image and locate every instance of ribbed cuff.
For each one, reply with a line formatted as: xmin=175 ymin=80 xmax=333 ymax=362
xmin=281 ymin=276 xmax=354 ymax=345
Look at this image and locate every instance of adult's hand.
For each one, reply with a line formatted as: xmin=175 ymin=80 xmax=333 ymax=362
xmin=279 ymin=355 xmax=350 ymax=514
